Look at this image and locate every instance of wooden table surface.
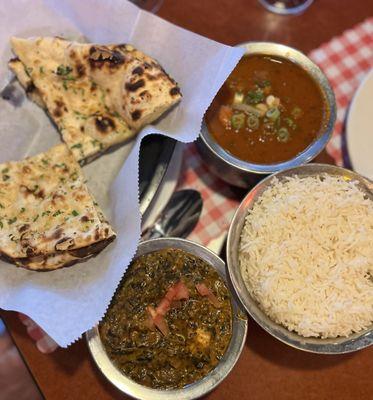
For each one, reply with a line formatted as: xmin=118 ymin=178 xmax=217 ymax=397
xmin=2 ymin=1 xmax=373 ymax=399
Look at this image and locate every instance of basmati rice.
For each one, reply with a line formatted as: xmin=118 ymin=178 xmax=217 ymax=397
xmin=239 ymin=174 xmax=373 ymax=338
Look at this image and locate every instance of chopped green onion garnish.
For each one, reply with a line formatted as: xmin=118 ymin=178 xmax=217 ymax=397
xmin=245 ymin=89 xmax=264 ymax=105
xmin=277 ymin=127 xmax=290 ymax=142
xmin=266 ymin=108 xmax=280 ymax=121
xmin=231 ymin=113 xmax=245 ymax=130
xmin=247 ymin=113 xmax=259 ymax=130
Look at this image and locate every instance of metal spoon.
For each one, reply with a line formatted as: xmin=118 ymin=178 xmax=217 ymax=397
xmin=142 ymin=189 xmax=203 ymax=240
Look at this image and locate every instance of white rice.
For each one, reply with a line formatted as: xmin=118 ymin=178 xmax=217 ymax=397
xmin=239 ymin=174 xmax=373 ymax=338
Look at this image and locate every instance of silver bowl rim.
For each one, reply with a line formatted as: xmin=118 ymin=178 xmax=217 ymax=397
xmin=86 ymin=237 xmax=248 ymax=400
xmin=226 ymin=163 xmax=373 ymax=354
xmin=201 ymin=41 xmax=337 ymax=175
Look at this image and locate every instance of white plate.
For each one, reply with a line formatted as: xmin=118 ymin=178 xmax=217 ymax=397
xmin=346 ymin=69 xmax=373 ymax=179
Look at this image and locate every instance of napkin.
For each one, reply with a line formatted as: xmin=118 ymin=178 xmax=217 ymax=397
xmin=0 ymin=0 xmax=243 ymax=346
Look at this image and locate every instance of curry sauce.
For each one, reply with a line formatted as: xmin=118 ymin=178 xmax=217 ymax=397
xmin=100 ymin=248 xmax=232 ymax=389
xmin=206 ymin=55 xmax=326 ymax=164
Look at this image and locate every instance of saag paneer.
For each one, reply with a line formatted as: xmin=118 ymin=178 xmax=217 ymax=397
xmin=206 ymin=54 xmax=326 ymax=164
xmin=100 ymin=248 xmax=233 ymax=390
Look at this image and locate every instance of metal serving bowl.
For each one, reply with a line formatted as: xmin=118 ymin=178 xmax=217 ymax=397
xmin=227 ymin=163 xmax=373 ymax=354
xmin=87 ymin=238 xmax=248 ymax=400
xmin=197 ymin=42 xmax=337 ymax=188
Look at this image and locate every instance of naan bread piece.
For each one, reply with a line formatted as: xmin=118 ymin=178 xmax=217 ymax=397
xmin=10 ymin=37 xmax=182 ymax=162
xmin=10 ymin=37 xmax=135 ymax=163
xmin=8 ymin=57 xmax=45 ymax=108
xmin=67 ymin=43 xmax=182 ymax=129
xmin=0 ymin=144 xmax=116 ymax=271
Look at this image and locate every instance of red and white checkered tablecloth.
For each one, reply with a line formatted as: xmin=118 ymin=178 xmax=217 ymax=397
xmin=19 ymin=18 xmax=373 ymax=353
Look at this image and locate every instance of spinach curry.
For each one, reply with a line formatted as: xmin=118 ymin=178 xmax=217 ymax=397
xmin=100 ymin=248 xmax=233 ymax=389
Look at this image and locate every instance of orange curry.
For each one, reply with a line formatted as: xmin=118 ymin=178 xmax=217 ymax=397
xmin=205 ymin=55 xmax=325 ymax=164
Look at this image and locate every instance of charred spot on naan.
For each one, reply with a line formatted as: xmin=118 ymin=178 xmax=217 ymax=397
xmin=170 ymin=86 xmax=181 ymax=96
xmin=88 ymin=46 xmax=125 ymax=70
xmin=131 ymin=110 xmax=142 ymax=121
xmin=125 ymin=79 xmax=145 ymax=92
xmin=132 ymin=66 xmax=144 ymax=76
xmin=95 ymin=115 xmax=116 ymax=134
xmin=76 ymin=63 xmax=86 ymax=78
xmin=53 ymin=99 xmax=68 ymax=118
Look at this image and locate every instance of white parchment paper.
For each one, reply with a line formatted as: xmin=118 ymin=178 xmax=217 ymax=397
xmin=0 ymin=0 xmax=243 ymax=347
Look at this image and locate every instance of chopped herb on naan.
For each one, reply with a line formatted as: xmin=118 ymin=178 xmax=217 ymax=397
xmin=9 ymin=37 xmax=182 ymax=163
xmin=0 ymin=144 xmax=116 ymax=271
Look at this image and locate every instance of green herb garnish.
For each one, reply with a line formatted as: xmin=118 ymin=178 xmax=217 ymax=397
xmin=277 ymin=127 xmax=290 ymax=143
xmin=54 ymin=163 xmax=67 ymax=169
xmin=71 ymin=210 xmax=79 ymax=217
xmin=266 ymin=108 xmax=280 ymax=121
xmin=231 ymin=113 xmax=245 ymax=130
xmin=73 ymin=111 xmax=88 ymax=120
xmin=8 ymin=217 xmax=17 ymax=225
xmin=56 ymin=65 xmax=73 ymax=76
xmin=247 ymin=113 xmax=260 ymax=130
xmin=53 ymin=210 xmax=63 ymax=217
xmin=245 ymin=89 xmax=264 ymax=105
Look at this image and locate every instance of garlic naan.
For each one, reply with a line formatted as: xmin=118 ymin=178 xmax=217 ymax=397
xmin=10 ymin=37 xmax=181 ymax=163
xmin=0 ymin=144 xmax=116 ymax=271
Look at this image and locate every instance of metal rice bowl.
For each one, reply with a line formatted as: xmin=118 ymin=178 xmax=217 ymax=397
xmin=227 ymin=163 xmax=373 ymax=354
xmin=87 ymin=238 xmax=248 ymax=399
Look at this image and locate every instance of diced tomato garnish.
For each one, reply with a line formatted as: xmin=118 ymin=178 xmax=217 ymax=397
xmin=154 ymin=314 xmax=169 ymax=336
xmin=196 ymin=283 xmax=210 ymax=296
xmin=196 ymin=283 xmax=221 ymax=308
xmin=164 ymin=286 xmax=177 ymax=302
xmin=173 ymin=281 xmax=189 ymax=300
xmin=146 ymin=280 xmax=190 ymax=336
xmin=156 ymin=298 xmax=171 ymax=316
